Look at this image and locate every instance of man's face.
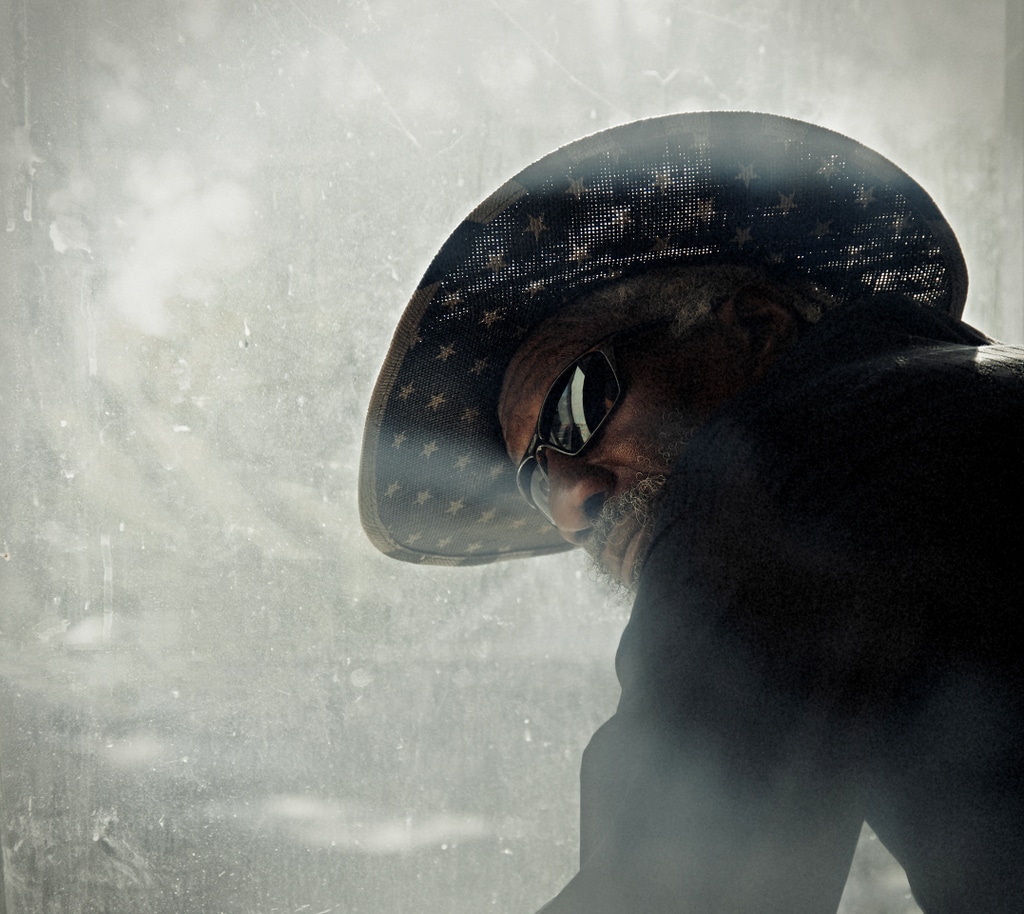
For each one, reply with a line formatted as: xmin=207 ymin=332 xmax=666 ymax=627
xmin=499 ymin=316 xmax=753 ymax=587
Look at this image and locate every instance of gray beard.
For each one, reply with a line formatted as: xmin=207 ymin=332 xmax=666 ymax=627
xmin=583 ymin=411 xmax=694 ymax=593
xmin=584 ymin=472 xmax=669 ymax=592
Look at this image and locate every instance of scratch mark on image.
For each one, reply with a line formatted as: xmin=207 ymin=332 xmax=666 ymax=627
xmin=101 ymin=533 xmax=114 ymax=642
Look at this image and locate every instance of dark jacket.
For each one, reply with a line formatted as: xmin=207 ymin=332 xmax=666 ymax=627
xmin=542 ymin=299 xmax=1024 ymax=914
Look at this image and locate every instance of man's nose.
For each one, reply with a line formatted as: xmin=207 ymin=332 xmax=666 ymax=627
xmin=542 ymin=449 xmax=614 ymax=545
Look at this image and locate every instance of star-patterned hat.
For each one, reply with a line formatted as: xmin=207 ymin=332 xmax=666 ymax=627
xmin=359 ymin=111 xmax=967 ymax=566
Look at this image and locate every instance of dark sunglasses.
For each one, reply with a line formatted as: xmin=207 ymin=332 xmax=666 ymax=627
xmin=514 ymin=321 xmax=669 ymax=525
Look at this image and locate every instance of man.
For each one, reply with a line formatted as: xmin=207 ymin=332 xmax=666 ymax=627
xmin=359 ymin=113 xmax=1024 ymax=912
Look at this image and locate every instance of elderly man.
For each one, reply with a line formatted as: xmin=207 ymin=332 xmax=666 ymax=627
xmin=359 ymin=113 xmax=1024 ymax=913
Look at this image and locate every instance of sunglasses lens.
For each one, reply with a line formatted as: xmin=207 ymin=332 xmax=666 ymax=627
xmin=539 ymin=351 xmax=619 ymax=453
xmin=515 ymin=345 xmax=623 ymax=525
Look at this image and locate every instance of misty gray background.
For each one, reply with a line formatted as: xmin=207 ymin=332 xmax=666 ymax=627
xmin=1 ymin=0 xmax=1021 ymax=911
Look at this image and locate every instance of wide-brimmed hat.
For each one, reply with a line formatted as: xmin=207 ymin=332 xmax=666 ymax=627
xmin=359 ymin=111 xmax=967 ymax=566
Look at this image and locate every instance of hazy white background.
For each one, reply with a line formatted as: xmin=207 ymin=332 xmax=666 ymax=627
xmin=1 ymin=1 xmax=1021 ymax=911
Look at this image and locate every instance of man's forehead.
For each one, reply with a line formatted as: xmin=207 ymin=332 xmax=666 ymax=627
xmin=505 ymin=313 xmax=607 ymax=390
xmin=497 ymin=263 xmax=725 ymax=432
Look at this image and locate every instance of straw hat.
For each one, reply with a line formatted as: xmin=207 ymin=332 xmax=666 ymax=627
xmin=359 ymin=111 xmax=967 ymax=565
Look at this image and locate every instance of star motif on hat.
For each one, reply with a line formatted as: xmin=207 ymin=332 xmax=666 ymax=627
xmin=612 ymin=208 xmax=633 ymax=229
xmin=570 ymin=246 xmax=590 ymax=266
xmin=461 ymin=407 xmax=479 ymax=423
xmin=651 ymin=235 xmax=673 ymax=253
xmin=385 ymin=482 xmax=401 ymax=497
xmin=446 ymin=499 xmax=465 ymax=515
xmin=486 ymin=254 xmax=507 ymax=274
xmin=437 ymin=536 xmax=452 ymax=549
xmin=652 ymin=169 xmax=675 ymax=193
xmin=855 ymin=185 xmax=876 ymax=208
xmin=427 ymin=393 xmax=446 ymax=411
xmin=774 ymin=192 xmax=797 ymax=214
xmin=818 ymin=156 xmax=842 ymax=177
xmin=689 ymin=124 xmax=713 ymax=149
xmin=567 ymin=177 xmax=587 ymax=199
xmin=478 ymin=508 xmax=497 ymax=523
xmin=605 ymin=143 xmax=626 ymax=165
xmin=421 ymin=441 xmax=439 ymax=458
xmin=392 ymin=432 xmax=407 ymax=449
xmin=690 ymin=197 xmax=716 ymax=224
xmin=893 ymin=213 xmax=914 ymax=233
xmin=415 ymin=491 xmax=432 ymax=505
xmin=469 ymin=359 xmax=489 ymax=375
xmin=811 ymin=220 xmax=833 ymax=238
xmin=455 ymin=455 xmax=472 ymax=470
xmin=398 ymin=383 xmax=415 ymax=400
xmin=527 ymin=280 xmax=546 ymax=298
xmin=736 ymin=164 xmax=759 ymax=188
xmin=733 ymin=226 xmax=753 ymax=248
xmin=524 ymin=214 xmax=549 ymax=241
xmin=440 ymin=289 xmax=464 ymax=310
xmin=480 ymin=309 xmax=503 ymax=328
xmin=437 ymin=343 xmax=456 ymax=361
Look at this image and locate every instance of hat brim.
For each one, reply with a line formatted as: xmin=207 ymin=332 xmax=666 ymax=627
xmin=359 ymin=111 xmax=967 ymax=565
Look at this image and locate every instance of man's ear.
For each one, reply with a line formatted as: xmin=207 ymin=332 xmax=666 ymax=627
xmin=714 ymin=284 xmax=801 ymax=376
